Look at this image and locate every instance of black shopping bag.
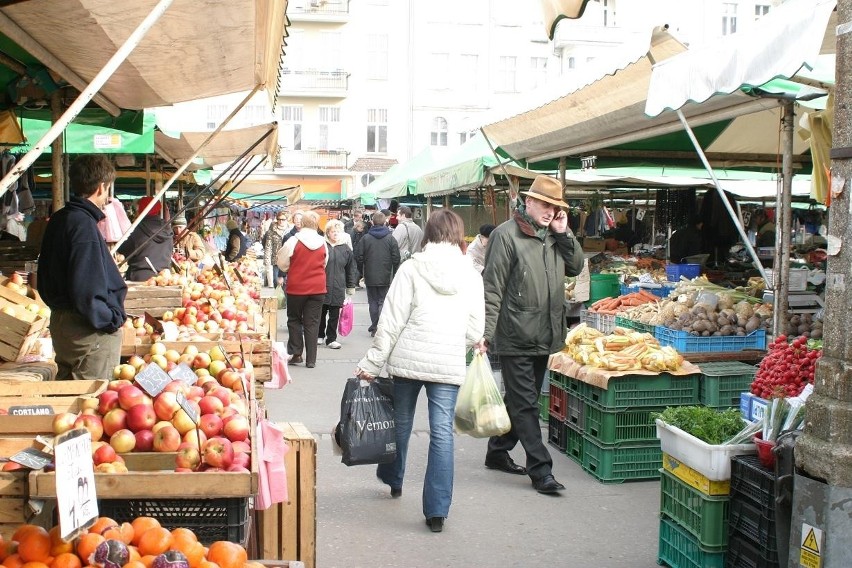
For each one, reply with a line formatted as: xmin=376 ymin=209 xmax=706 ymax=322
xmin=335 ymin=377 xmax=396 ymax=466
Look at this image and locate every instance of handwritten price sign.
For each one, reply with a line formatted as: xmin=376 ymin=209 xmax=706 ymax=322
xmin=55 ymin=428 xmax=97 ymax=541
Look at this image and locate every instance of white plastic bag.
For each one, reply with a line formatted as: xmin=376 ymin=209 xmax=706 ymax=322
xmin=454 ymin=352 xmax=511 ymax=438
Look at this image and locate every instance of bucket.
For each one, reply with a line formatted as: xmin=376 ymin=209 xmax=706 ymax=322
xmin=753 ymin=433 xmax=776 ymax=469
xmin=587 ymin=273 xmax=620 ymax=306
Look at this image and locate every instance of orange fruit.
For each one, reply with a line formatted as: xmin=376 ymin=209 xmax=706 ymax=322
xmin=129 ymin=519 xmax=160 ymax=548
xmin=204 ymin=542 xmax=245 ymax=568
xmin=121 ymin=562 xmax=146 ymax=568
xmin=20 ymin=562 xmax=49 ymax=568
xmin=16 ymin=528 xmax=51 ymax=563
xmin=101 ymin=525 xmax=133 ymax=546
xmin=135 ymin=528 xmax=172 ymax=558
xmin=47 ymin=528 xmax=72 ymax=558
xmin=138 ymin=557 xmax=156 ymax=568
xmin=169 ymin=530 xmax=201 ymax=568
xmin=50 ymin=553 xmax=81 ymax=568
xmin=197 ymin=561 xmax=219 ymax=568
xmin=75 ymin=534 xmax=104 ymax=565
xmin=3 ymin=554 xmax=24 ymax=568
xmin=87 ymin=519 xmax=118 ymax=537
xmin=0 ymin=535 xmax=10 ymax=563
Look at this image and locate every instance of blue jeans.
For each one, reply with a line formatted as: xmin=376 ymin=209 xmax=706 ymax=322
xmin=377 ymin=377 xmax=459 ymax=519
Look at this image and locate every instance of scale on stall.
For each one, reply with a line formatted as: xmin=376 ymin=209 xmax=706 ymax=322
xmin=762 ymin=290 xmax=824 ymax=314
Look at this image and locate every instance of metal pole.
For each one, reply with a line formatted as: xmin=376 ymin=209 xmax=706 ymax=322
xmin=675 ymin=110 xmax=769 ymax=282
xmin=110 ymin=88 xmax=265 ymax=255
xmin=0 ymin=0 xmax=175 ymax=199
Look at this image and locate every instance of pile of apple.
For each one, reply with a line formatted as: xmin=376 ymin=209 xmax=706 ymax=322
xmin=142 ymin=268 xmax=189 ymax=288
xmin=0 ymin=274 xmax=50 ymax=319
xmin=52 ymin=343 xmax=253 ymax=474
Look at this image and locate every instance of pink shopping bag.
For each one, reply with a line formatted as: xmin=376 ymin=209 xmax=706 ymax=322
xmin=338 ymin=300 xmax=354 ymax=337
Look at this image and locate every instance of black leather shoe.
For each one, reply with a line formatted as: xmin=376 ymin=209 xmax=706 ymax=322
xmin=532 ymin=474 xmax=565 ymax=494
xmin=426 ymin=517 xmax=444 ymax=533
xmin=390 ymin=487 xmax=402 ymax=498
xmin=306 ymin=362 xmax=315 ymax=368
xmin=484 ymin=456 xmax=527 ymax=475
xmin=288 ymin=354 xmax=303 ymax=364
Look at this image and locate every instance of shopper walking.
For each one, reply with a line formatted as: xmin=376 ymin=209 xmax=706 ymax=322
xmin=392 ymin=206 xmax=423 ymax=261
xmin=475 ymin=175 xmax=584 ymax=494
xmin=354 ymin=211 xmax=400 ymax=337
xmin=263 ymin=212 xmax=290 ymax=288
xmin=117 ymin=196 xmax=173 ymax=281
xmin=277 ymin=211 xmax=327 ymax=368
xmin=37 ymin=154 xmax=127 ymax=380
xmin=356 ymin=209 xmax=484 ymax=533
xmin=318 ymin=219 xmax=358 ymax=349
xmin=466 ymin=223 xmax=495 ymax=274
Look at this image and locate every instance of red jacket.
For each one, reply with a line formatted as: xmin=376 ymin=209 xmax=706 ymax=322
xmin=286 ymin=240 xmax=327 ymax=295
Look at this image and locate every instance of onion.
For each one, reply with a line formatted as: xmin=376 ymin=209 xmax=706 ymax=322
xmin=152 ymin=550 xmax=190 ymax=568
xmin=91 ymin=539 xmax=130 ymax=568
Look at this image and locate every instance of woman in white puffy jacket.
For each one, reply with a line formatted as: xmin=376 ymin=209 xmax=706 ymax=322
xmin=356 ymin=209 xmax=485 ymax=533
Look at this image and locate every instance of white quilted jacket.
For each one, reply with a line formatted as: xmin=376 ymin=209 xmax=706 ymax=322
xmin=357 ymin=242 xmax=485 ymax=385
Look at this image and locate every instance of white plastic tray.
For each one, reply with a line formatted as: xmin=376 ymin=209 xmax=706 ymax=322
xmin=655 ymin=419 xmax=756 ymax=481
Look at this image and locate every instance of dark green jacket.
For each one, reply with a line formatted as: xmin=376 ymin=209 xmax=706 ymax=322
xmin=482 ymin=211 xmax=584 ymax=355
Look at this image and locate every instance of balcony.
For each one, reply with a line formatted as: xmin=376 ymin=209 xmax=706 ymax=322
xmin=287 ymin=0 xmax=350 ymax=23
xmin=277 ymin=149 xmax=349 ymax=170
xmin=278 ymin=69 xmax=349 ymax=97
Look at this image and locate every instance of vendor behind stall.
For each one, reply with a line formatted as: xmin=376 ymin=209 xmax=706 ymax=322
xmin=117 ymin=196 xmax=174 ymax=281
xmin=669 ymin=215 xmax=704 ymax=263
xmin=753 ymin=209 xmax=776 ymax=247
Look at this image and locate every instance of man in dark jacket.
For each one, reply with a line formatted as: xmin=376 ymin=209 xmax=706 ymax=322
xmin=668 ymin=215 xmax=704 ymax=263
xmin=38 ymin=155 xmax=127 ymax=380
xmin=222 ymin=218 xmax=248 ymax=262
xmin=475 ymin=175 xmax=584 ymax=494
xmin=354 ymin=211 xmax=400 ymax=336
xmin=117 ymin=196 xmax=174 ymax=281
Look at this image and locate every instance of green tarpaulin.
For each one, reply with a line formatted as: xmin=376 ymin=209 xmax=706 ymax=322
xmin=18 ymin=112 xmax=155 ymax=154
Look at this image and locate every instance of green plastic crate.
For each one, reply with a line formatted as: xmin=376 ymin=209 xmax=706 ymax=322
xmin=583 ymin=401 xmax=664 ymax=445
xmin=659 ymin=469 xmax=730 ymax=549
xmin=658 ymin=517 xmax=726 ymax=568
xmin=614 ymin=315 xmax=657 ymax=335
xmin=581 ymin=372 xmax=700 ymax=409
xmin=581 ymin=437 xmax=662 ymax=483
xmin=565 ymin=422 xmax=583 ymax=465
xmin=538 ymin=394 xmax=550 ymax=422
xmin=699 ymin=361 xmax=757 ymax=408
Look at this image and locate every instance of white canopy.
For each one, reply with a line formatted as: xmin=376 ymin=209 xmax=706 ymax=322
xmin=155 ymin=124 xmax=279 ymax=171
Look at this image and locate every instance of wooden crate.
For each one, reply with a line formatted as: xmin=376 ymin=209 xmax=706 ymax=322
xmin=258 ymin=296 xmax=278 ymax=341
xmin=124 ymin=285 xmax=184 ymax=318
xmin=0 ymin=278 xmax=49 ymax=362
xmin=0 ymin=379 xmax=107 ymax=435
xmin=0 ymin=243 xmax=39 ymax=277
xmin=121 ymin=339 xmax=272 ymax=383
xmin=257 ymin=422 xmax=316 ymax=568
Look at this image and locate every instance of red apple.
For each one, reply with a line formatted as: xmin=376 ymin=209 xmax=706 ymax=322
xmin=198 ymin=395 xmax=224 ymax=417
xmin=223 ymin=415 xmax=249 ymax=443
xmin=202 ymin=437 xmax=234 ymax=469
xmin=109 ymin=429 xmax=137 ymax=454
xmin=208 ymin=386 xmax=231 ymax=408
xmin=108 ymin=379 xmax=133 ymax=392
xmin=198 ymin=413 xmax=223 ymax=438
xmin=74 ymin=414 xmax=104 ymax=442
xmin=226 ymin=464 xmax=250 ymax=473
xmin=228 ymin=355 xmax=244 ymax=370
xmin=153 ymin=424 xmax=182 ymax=452
xmin=134 ymin=429 xmax=154 ymax=452
xmin=52 ymin=412 xmax=78 ymax=436
xmin=175 ymin=442 xmax=202 ymax=470
xmin=188 ymin=386 xmax=205 ymax=401
xmin=192 ymin=352 xmax=212 ymax=370
xmin=218 ymin=370 xmax=241 ymax=390
xmin=231 ymin=452 xmax=250 ymax=470
xmin=182 ymin=429 xmax=207 ymax=449
xmin=128 ymin=355 xmax=146 ymax=371
xmin=208 ymin=360 xmax=227 ymax=380
xmin=163 ymin=380 xmax=189 ymax=395
xmin=98 ymin=390 xmax=121 ymax=415
xmin=171 ymin=409 xmax=197 ymax=436
xmin=102 ymin=408 xmax=128 ymax=437
xmin=232 ymin=440 xmax=251 ymax=454
xmin=153 ymin=391 xmax=180 ymax=422
xmin=126 ymin=403 xmax=157 ymax=432
xmin=118 ymin=385 xmax=148 ymax=411
xmin=93 ymin=443 xmax=117 ymax=465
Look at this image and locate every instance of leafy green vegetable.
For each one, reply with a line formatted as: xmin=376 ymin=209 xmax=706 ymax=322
xmin=653 ymin=406 xmax=744 ymax=445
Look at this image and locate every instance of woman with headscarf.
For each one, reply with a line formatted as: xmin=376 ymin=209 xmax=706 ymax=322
xmin=117 ymin=196 xmax=174 ymax=281
xmin=222 ymin=218 xmax=248 ymax=262
xmin=318 ymin=219 xmax=359 ymax=349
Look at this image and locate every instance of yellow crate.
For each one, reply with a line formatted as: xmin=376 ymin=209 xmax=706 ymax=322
xmin=661 ymin=452 xmax=730 ymax=496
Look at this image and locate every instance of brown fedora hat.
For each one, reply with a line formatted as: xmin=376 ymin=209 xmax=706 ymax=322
xmin=520 ymin=175 xmax=568 ymax=208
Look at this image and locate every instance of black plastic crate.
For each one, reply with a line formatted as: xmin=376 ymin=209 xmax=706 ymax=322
xmin=725 ymin=531 xmax=780 ymax=568
xmin=547 ymin=414 xmax=567 ymax=452
xmin=728 ymin=498 xmax=778 ymax=558
xmin=99 ymin=497 xmax=250 ymax=546
xmin=730 ymin=455 xmax=777 ymax=515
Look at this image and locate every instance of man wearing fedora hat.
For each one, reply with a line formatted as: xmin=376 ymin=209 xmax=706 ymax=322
xmin=475 ymin=174 xmax=583 ymax=494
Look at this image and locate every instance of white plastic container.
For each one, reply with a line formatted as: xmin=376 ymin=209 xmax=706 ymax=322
xmin=764 ymin=268 xmax=809 ymax=292
xmin=655 ymin=419 xmax=756 ymax=481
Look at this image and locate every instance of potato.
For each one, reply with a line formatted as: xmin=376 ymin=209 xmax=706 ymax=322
xmin=811 ymin=329 xmax=823 ymax=339
xmin=745 ymin=316 xmax=761 ymax=333
xmin=720 ymin=324 xmax=734 ymax=336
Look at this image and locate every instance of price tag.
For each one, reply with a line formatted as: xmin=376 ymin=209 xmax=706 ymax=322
xmin=143 ymin=312 xmax=165 ymax=335
xmin=169 ymin=363 xmax=198 ymax=386
xmin=135 ymin=364 xmax=172 ymax=397
xmin=10 ymin=447 xmax=53 ymax=469
xmin=9 ymin=405 xmax=54 ymax=416
xmin=55 ymin=428 xmax=97 ymax=541
xmin=233 ymin=267 xmax=246 ymax=284
xmin=176 ymin=391 xmax=199 ymax=425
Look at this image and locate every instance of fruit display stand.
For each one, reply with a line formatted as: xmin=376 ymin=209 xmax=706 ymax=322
xmin=258 ymin=292 xmax=278 ymax=342
xmin=256 ymin=422 xmax=316 ymax=568
xmin=124 ymin=285 xmax=184 ymax=318
xmin=0 ymin=379 xmax=108 ymax=434
xmin=0 ymin=278 xmax=50 ymax=362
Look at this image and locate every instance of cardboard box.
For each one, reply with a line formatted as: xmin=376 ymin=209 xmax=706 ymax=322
xmin=582 ymin=238 xmax=606 ymax=253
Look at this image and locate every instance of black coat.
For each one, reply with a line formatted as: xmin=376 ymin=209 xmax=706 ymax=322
xmin=117 ymin=216 xmax=174 ymax=281
xmin=354 ymin=226 xmax=400 ymax=286
xmin=324 ymin=242 xmax=359 ymax=306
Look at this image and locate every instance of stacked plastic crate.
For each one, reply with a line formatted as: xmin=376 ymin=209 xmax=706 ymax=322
xmin=548 ymin=369 xmax=700 ymax=483
xmin=726 ymin=455 xmax=781 ymax=567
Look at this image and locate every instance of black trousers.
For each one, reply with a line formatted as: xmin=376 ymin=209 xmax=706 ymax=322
xmin=318 ymin=304 xmax=342 ymax=344
xmin=286 ymin=293 xmax=324 ymax=364
xmin=366 ymin=285 xmax=389 ymax=333
xmin=487 ymin=354 xmax=552 ymax=480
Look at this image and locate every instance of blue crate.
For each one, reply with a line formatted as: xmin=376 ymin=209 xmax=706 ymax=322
xmin=655 ymin=327 xmax=767 ymax=353
xmin=619 ymin=283 xmax=672 ymax=298
xmin=666 ymin=263 xmax=701 ymax=282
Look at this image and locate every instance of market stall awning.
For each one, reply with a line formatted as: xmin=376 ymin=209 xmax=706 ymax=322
xmin=0 ymin=0 xmax=289 ymax=110
xmin=222 ymin=177 xmax=341 ymax=202
xmin=19 ymin=113 xmax=156 ymax=154
xmin=540 ymin=0 xmax=592 ymax=40
xmin=154 ymin=123 xmax=279 ymax=171
xmin=361 ymin=146 xmax=452 ymax=199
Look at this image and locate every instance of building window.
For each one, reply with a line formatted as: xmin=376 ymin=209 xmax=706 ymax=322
xmin=431 ymin=53 xmax=450 ymax=90
xmin=600 ymin=0 xmax=616 ymax=27
xmin=318 ymin=31 xmax=343 ymax=69
xmin=566 ymin=56 xmax=576 ymax=71
xmin=722 ymin=3 xmax=738 ymax=35
xmin=496 ymin=56 xmax=517 ymax=92
xmin=206 ymin=104 xmax=228 ymax=130
xmin=755 ymin=4 xmax=770 ymax=19
xmin=530 ymin=57 xmax=547 ymax=89
xmin=318 ymin=106 xmax=341 ymax=151
xmin=431 ymin=117 xmax=448 ymax=147
xmin=458 ymin=54 xmax=478 ymax=92
xmin=459 ymin=130 xmax=477 ymax=144
xmin=366 ymin=108 xmax=387 ymax=153
xmin=367 ymin=34 xmax=388 ymax=80
xmin=281 ymin=105 xmax=302 ymax=151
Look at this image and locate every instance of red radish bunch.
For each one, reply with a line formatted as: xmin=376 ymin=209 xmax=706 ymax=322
xmin=752 ymin=335 xmax=821 ymax=399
